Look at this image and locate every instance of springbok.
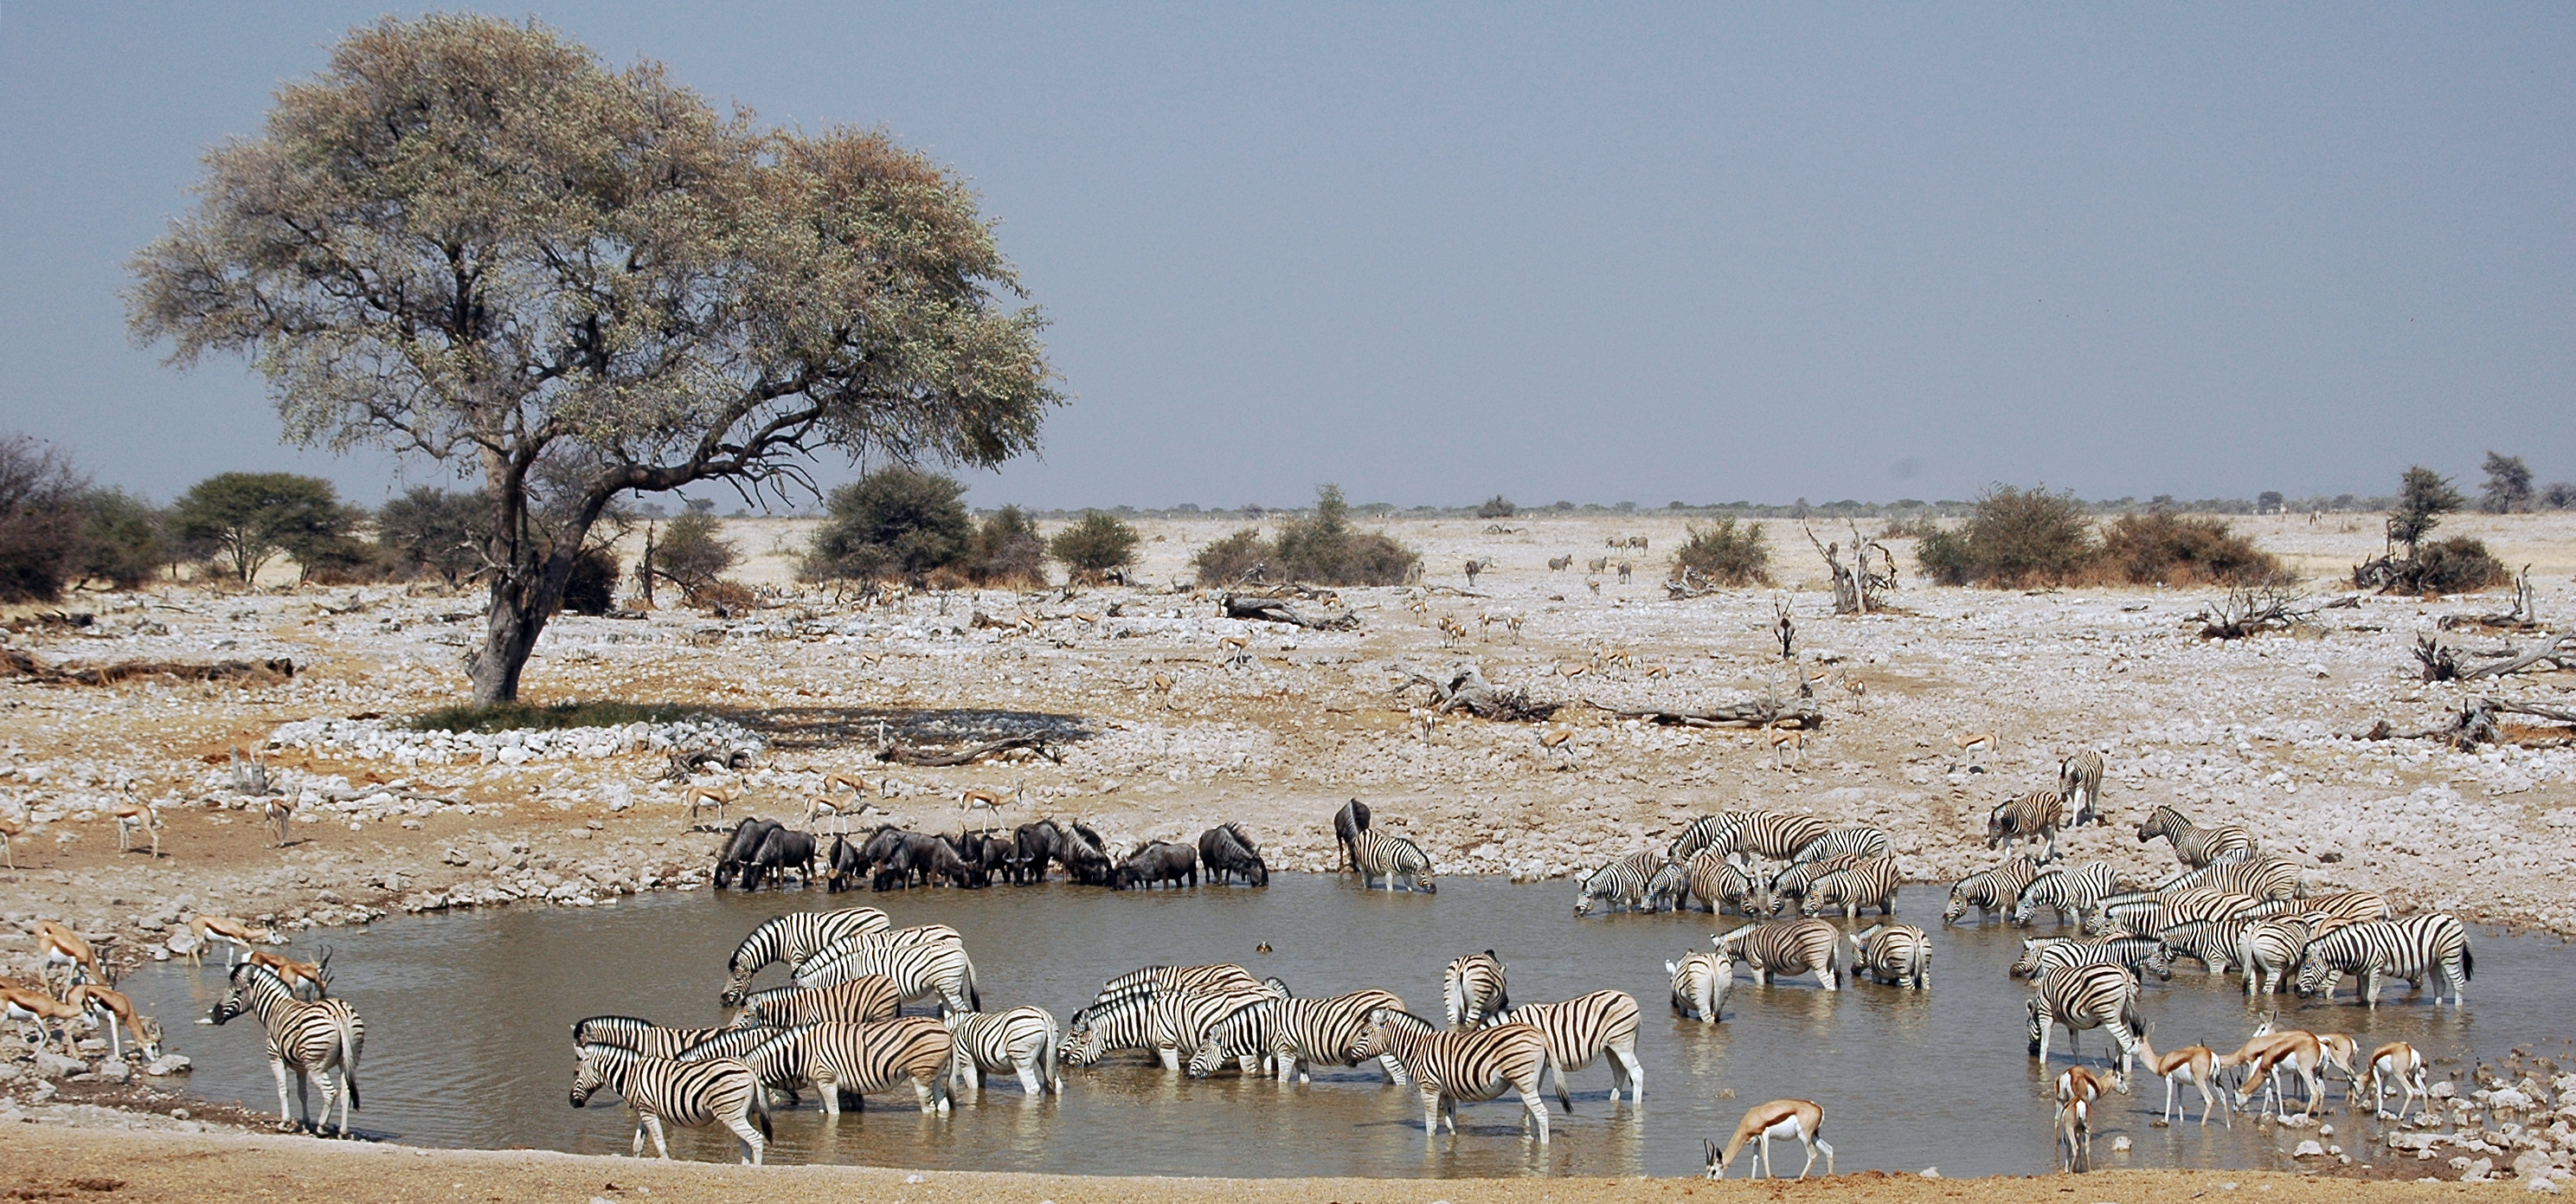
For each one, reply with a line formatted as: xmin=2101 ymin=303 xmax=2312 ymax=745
xmin=187 ymin=915 xmax=279 ymax=967
xmin=250 ymin=948 xmax=331 ymax=1001
xmin=2223 ymin=1028 xmax=2324 ymax=1122
xmin=1768 ymin=724 xmax=1805 ymax=769
xmin=36 ymin=920 xmax=106 ymax=992
xmin=1554 ymin=660 xmax=1589 ymax=679
xmin=1952 ymin=731 xmax=1997 ymax=765
xmin=1217 ymin=634 xmax=1250 ymax=652
xmin=685 ymin=785 xmax=738 ymax=828
xmin=67 ymin=983 xmax=163 ymax=1061
xmin=961 ymin=782 xmax=1025 ymax=818
xmin=2055 ymin=1095 xmax=2093 ymax=1172
xmin=0 ymin=814 xmax=20 ymax=869
xmin=1436 ymin=616 xmax=1468 ymax=647
xmin=1148 ymin=673 xmax=1175 ymax=706
xmin=1538 ymin=728 xmax=1575 ymax=763
xmin=2135 ymin=1031 xmax=2227 ymax=1127
xmin=1505 ymin=614 xmax=1525 ymax=642
xmin=112 ymin=795 xmax=164 ymax=858
xmin=259 ymin=793 xmax=298 ymax=847
xmin=2 ymin=985 xmax=80 ymax=1055
xmin=2367 ymin=1040 xmax=2427 ymax=1121
xmin=1705 ymin=1098 xmax=1834 ymax=1180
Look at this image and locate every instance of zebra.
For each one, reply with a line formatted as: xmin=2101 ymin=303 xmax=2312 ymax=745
xmin=734 ymin=1018 xmax=955 ymax=1115
xmin=2136 ymin=805 xmax=2256 ymax=868
xmin=1684 ymin=850 xmax=1766 ymax=916
xmin=1486 ymin=989 xmax=1644 ymax=1111
xmin=573 ymin=1016 xmax=742 ymax=1059
xmin=2143 ymin=887 xmax=2265 ymax=934
xmin=1189 ymin=988 xmax=1408 ymax=1083
xmin=793 ymin=937 xmax=980 ymax=1015
xmin=2295 ymin=914 xmax=2471 ymax=1006
xmin=946 ymin=1006 xmax=1063 ymax=1096
xmin=2058 ymin=750 xmax=2106 ymax=826
xmin=1334 ymin=798 xmax=1371 ymax=872
xmin=1352 ymin=830 xmax=1436 ymax=892
xmin=2248 ymin=889 xmax=2389 ymax=927
xmin=717 ymin=905 xmax=891 ymax=1006
xmin=729 ymin=976 xmax=902 ymax=1029
xmin=1802 ymin=854 xmax=1900 ymax=919
xmin=1095 ymin=963 xmax=1263 ymax=1003
xmin=1062 ymin=988 xmax=1273 ymax=1071
xmin=1986 ymin=790 xmax=2068 ymax=863
xmin=2012 ymin=861 xmax=2118 ymax=928
xmin=2238 ymin=917 xmax=2316 ymax=995
xmin=1443 ymin=950 xmax=1509 ymax=1027
xmin=1766 ymin=854 xmax=1854 ymax=915
xmin=1789 ymin=826 xmax=1892 ymax=864
xmin=569 ymin=1043 xmax=770 ymax=1163
xmin=2027 ymin=963 xmax=2143 ymax=1071
xmin=1712 ymin=919 xmax=1840 ymax=990
xmin=1574 ymin=848 xmax=1673 ymax=915
xmin=1943 ymin=856 xmax=2040 ymax=925
xmin=2145 ymin=919 xmax=2248 ymax=977
xmin=1667 ymin=950 xmax=1731 ymax=1022
xmin=1729 ymin=810 xmax=1835 ymax=865
xmin=1351 ymin=1008 xmax=1551 ymax=1143
xmin=1849 ymin=924 xmax=1930 ymax=988
xmin=2009 ymin=937 xmax=2165 ymax=983
xmin=2163 ymin=855 xmax=2301 ymax=903
xmin=208 ymin=962 xmax=363 ymax=1136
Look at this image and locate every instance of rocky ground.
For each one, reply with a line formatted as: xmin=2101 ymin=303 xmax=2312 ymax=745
xmin=2 ymin=510 xmax=2573 ymax=1182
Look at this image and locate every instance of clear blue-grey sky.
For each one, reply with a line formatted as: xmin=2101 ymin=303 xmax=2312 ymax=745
xmin=3 ymin=3 xmax=2569 ymax=510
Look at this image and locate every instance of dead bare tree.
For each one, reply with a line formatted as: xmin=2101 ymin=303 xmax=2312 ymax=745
xmin=2416 ymin=631 xmax=2576 ymax=682
xmin=2192 ymin=586 xmax=2314 ymax=640
xmin=2404 ymin=697 xmax=2576 ymax=749
xmin=1806 ymin=522 xmax=1897 ymax=615
xmin=1397 ymin=664 xmax=1559 ymax=721
xmin=2438 ymin=566 xmax=2541 ymax=631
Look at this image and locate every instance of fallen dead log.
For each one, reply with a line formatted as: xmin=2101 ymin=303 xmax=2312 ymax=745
xmin=1 ymin=649 xmax=294 ymax=686
xmin=1599 ymin=698 xmax=1823 ymax=731
xmin=2396 ymin=697 xmax=2576 ymax=749
xmin=1221 ymin=593 xmax=1359 ymax=630
xmin=876 ymin=733 xmax=1063 ymax=767
xmin=1398 ymin=664 xmax=1558 ymax=721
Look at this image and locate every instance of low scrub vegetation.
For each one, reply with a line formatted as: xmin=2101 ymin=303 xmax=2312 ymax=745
xmin=649 ymin=512 xmax=739 ymax=601
xmin=406 ymin=699 xmax=693 ymax=733
xmin=1917 ymin=486 xmax=2097 ymax=587
xmin=1192 ymin=486 xmax=1417 ymax=587
xmin=1670 ymin=517 xmax=1772 ymax=586
xmin=2098 ymin=513 xmax=2284 ymax=586
xmin=1050 ymin=512 xmax=1141 ymax=582
xmin=966 ymin=506 xmax=1047 ymax=585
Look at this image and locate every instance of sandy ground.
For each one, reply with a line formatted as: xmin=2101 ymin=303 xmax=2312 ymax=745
xmin=0 ymin=1120 xmax=2533 ymax=1203
xmin=1 ymin=511 xmax=2573 ymax=1182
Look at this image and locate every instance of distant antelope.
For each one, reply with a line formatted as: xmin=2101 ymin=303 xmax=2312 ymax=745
xmin=67 ymin=983 xmax=162 ymax=1062
xmin=1218 ymin=634 xmax=1251 ymax=654
xmin=821 ymin=773 xmax=875 ymax=799
xmin=112 ymin=796 xmax=164 ymax=858
xmin=1437 ymin=616 xmax=1468 ymax=647
xmin=685 ymin=785 xmax=738 ymax=828
xmin=1586 ymin=578 xmax=1601 ymax=595
xmin=1587 ymin=557 xmax=1609 ymax=573
xmin=262 ymin=794 xmax=298 ymax=847
xmin=1462 ymin=558 xmax=1485 ymax=587
xmin=1767 ymin=724 xmax=1805 ymax=769
xmin=0 ymin=814 xmax=19 ymax=869
xmin=1705 ymin=1098 xmax=1834 ymax=1180
xmin=1547 ymin=556 xmax=1572 ymax=571
xmin=250 ymin=948 xmax=332 ymax=1001
xmin=36 ymin=920 xmax=106 ymax=992
xmin=1478 ymin=612 xmax=1500 ymax=641
xmin=1505 ymin=614 xmax=1524 ymax=642
xmin=961 ymin=782 xmax=1025 ymax=818
xmin=1554 ymin=660 xmax=1588 ymax=679
xmin=1952 ymin=731 xmax=1996 ymax=764
xmin=1606 ymin=537 xmax=1622 ymax=550
xmin=804 ymin=794 xmax=880 ymax=832
xmin=187 ymin=915 xmax=279 ymax=967
xmin=1148 ymin=672 xmax=1175 ymax=706
xmin=1616 ymin=561 xmax=1633 ymax=584
xmin=1641 ymin=663 xmax=1669 ymax=679
xmin=1538 ymin=728 xmax=1575 ymax=763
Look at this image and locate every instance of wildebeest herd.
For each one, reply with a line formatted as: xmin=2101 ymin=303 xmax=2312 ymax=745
xmin=710 ymin=814 xmax=1271 ymax=892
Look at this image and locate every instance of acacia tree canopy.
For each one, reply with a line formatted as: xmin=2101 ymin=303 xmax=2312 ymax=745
xmin=128 ymin=14 xmax=1058 ymax=701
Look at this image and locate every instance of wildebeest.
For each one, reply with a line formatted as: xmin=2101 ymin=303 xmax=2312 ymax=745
xmin=1333 ymin=799 xmax=1371 ymax=872
xmin=1059 ymin=821 xmax=1115 ymax=886
xmin=1012 ymin=821 xmax=1064 ymax=885
xmin=1199 ymin=823 xmax=1269 ymax=886
xmin=714 ymin=818 xmax=784 ymax=889
xmin=739 ymin=826 xmax=818 ymax=891
xmin=824 ymin=834 xmax=868 ymax=892
xmin=847 ymin=826 xmax=978 ymax=891
xmin=1112 ymin=841 xmax=1198 ymax=891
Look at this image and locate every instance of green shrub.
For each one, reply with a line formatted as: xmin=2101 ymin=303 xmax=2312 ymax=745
xmin=406 ymin=699 xmax=691 ymax=733
xmin=170 ymin=472 xmax=354 ymax=585
xmin=0 ymin=435 xmax=86 ymax=602
xmin=1914 ymin=486 xmax=2097 ymax=587
xmin=74 ymin=487 xmax=170 ymax=589
xmin=652 ymin=512 xmax=738 ymax=595
xmin=2098 ymin=513 xmax=2284 ymax=586
xmin=561 ymin=546 xmax=621 ymax=615
xmin=2389 ymin=467 xmax=2462 ymax=557
xmin=1192 ymin=528 xmax=1270 ymax=586
xmin=1670 ymin=517 xmax=1771 ymax=586
xmin=800 ymin=467 xmax=972 ymax=583
xmin=377 ymin=486 xmax=488 ymax=585
xmin=1049 ymin=511 xmax=1140 ymax=581
xmin=294 ymin=533 xmax=400 ymax=585
xmin=1270 ymin=485 xmax=1417 ymax=585
xmin=1475 ymin=495 xmax=1517 ymax=519
xmin=967 ymin=505 xmax=1047 ymax=585
xmin=2412 ymin=537 xmax=2507 ymax=593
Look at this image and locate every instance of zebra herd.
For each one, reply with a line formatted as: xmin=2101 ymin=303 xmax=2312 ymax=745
xmin=559 ymin=903 xmax=1653 ymax=1163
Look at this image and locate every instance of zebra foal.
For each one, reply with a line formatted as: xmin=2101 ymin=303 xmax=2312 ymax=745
xmin=570 ymin=1043 xmax=771 ymax=1163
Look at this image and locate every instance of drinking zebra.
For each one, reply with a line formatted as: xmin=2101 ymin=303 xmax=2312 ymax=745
xmin=1712 ymin=919 xmax=1840 ymax=990
xmin=1765 ymin=853 xmax=1853 ymax=912
xmin=1789 ymin=826 xmax=1892 ymax=864
xmin=2146 ymin=919 xmax=2249 ymax=977
xmin=1667 ymin=950 xmax=1731 ymax=1023
xmin=208 ymin=963 xmax=363 ymax=1136
xmin=1986 ymin=790 xmax=2068 ymax=863
xmin=1943 ymin=856 xmax=2040 ymax=925
xmin=793 ymin=937 xmax=980 ymax=1015
xmin=946 ymin=1006 xmax=1063 ymax=1096
xmin=2010 ymin=937 xmax=2164 ymax=983
xmin=2237 ymin=917 xmax=2316 ymax=995
xmin=1095 ymin=963 xmax=1263 ymax=1003
xmin=718 ymin=905 xmax=891 ymax=1006
xmin=2136 ymin=805 xmax=2256 ymax=868
xmin=2027 ymin=962 xmax=2143 ymax=1071
xmin=732 ymin=1018 xmax=957 ymax=1115
xmin=1351 ymin=830 xmax=1436 ymax=892
xmin=1188 ymin=988 xmax=1407 ymax=1083
xmin=730 ymin=977 xmax=903 ymax=1029
xmin=2294 ymin=914 xmax=2471 ymax=1007
xmin=1574 ymin=848 xmax=1678 ymax=915
xmin=572 ymin=1016 xmax=742 ymax=1059
xmin=2011 ymin=861 xmax=2117 ymax=929
xmin=1333 ymin=798 xmax=1371 ymax=872
xmin=2058 ymin=750 xmax=2106 ymax=826
xmin=569 ymin=1043 xmax=770 ymax=1163
xmin=1486 ymin=988 xmax=1644 ymax=1111
xmin=1684 ymin=850 xmax=1766 ymax=916
xmin=1849 ymin=924 xmax=1930 ymax=988
xmin=1062 ymin=987 xmax=1274 ymax=1071
xmin=1351 ymin=1008 xmax=1551 ymax=1143
xmin=1802 ymin=854 xmax=1899 ymax=919
xmin=1443 ymin=950 xmax=1509 ymax=1027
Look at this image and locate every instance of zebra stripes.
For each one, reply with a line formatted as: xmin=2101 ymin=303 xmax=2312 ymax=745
xmin=1987 ymin=791 xmax=2068 ymax=863
xmin=2012 ymin=861 xmax=2117 ymax=928
xmin=734 ymin=1018 xmax=956 ymax=1115
xmin=1575 ymin=849 xmax=1679 ymax=915
xmin=1189 ymin=988 xmax=1408 ymax=1083
xmin=2146 ymin=919 xmax=2247 ymax=977
xmin=1062 ymin=987 xmax=1275 ymax=1071
xmin=1849 ymin=924 xmax=1930 ymax=988
xmin=1352 ymin=831 xmax=1436 ymax=892
xmin=1685 ymin=851 xmax=1765 ymax=916
xmin=1790 ymin=826 xmax=1892 ymax=865
xmin=946 ymin=1006 xmax=1063 ymax=1095
xmin=1488 ymin=989 xmax=1644 ymax=1111
xmin=1803 ymin=854 xmax=1899 ymax=920
xmin=1713 ymin=919 xmax=1840 ymax=990
xmin=731 ymin=977 xmax=902 ymax=1029
xmin=2238 ymin=917 xmax=2315 ymax=995
xmin=2010 ymin=937 xmax=2163 ymax=983
xmin=574 ymin=1016 xmax=737 ymax=1059
xmin=794 ymin=936 xmax=980 ymax=1015
xmin=2248 ymin=889 xmax=2389 ymax=929
xmin=2027 ymin=963 xmax=2143 ymax=1071
xmin=1765 ymin=855 xmax=1853 ymax=915
xmin=2136 ymin=805 xmax=2256 ymax=868
xmin=1944 ymin=857 xmax=2040 ymax=925
xmin=1095 ymin=963 xmax=1262 ymax=1003
xmin=209 ymin=963 xmax=363 ymax=1136
xmin=719 ymin=906 xmax=890 ymax=1005
xmin=1667 ymin=950 xmax=1731 ymax=1023
xmin=2162 ymin=856 xmax=2301 ymax=903
xmin=2295 ymin=914 xmax=2471 ymax=1006
xmin=570 ymin=1043 xmax=770 ymax=1163
xmin=1443 ymin=950 xmax=1509 ymax=1027
xmin=2058 ymin=750 xmax=2105 ymax=826
xmin=1352 ymin=1008 xmax=1551 ymax=1143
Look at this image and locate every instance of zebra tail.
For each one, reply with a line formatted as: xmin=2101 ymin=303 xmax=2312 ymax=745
xmin=751 ymin=1078 xmax=774 ymax=1139
xmin=339 ymin=1015 xmax=363 ymax=1111
xmin=2462 ymin=945 xmax=2475 ymax=982
xmin=968 ymin=963 xmax=984 ymax=1013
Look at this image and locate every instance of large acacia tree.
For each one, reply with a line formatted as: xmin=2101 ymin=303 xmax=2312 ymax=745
xmin=131 ymin=16 xmax=1057 ymax=701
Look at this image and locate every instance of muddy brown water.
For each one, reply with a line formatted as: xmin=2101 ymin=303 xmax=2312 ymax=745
xmin=119 ymin=875 xmax=2576 ymax=1177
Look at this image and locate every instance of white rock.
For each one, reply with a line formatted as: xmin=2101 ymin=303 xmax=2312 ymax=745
xmin=2296 ymin=1140 xmax=2327 ymax=1158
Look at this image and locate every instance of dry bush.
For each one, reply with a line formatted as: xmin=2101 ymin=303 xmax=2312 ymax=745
xmin=1049 ymin=511 xmax=1140 ymax=582
xmin=560 ymin=547 xmax=621 ymax=615
xmin=1271 ymin=485 xmax=1416 ymax=585
xmin=2098 ymin=513 xmax=2285 ymax=586
xmin=0 ymin=435 xmax=85 ymax=602
xmin=652 ymin=512 xmax=738 ymax=593
xmin=1475 ymin=494 xmax=1517 ymax=519
xmin=1669 ymin=517 xmax=1772 ymax=586
xmin=1192 ymin=528 xmax=1269 ymax=586
xmin=1917 ymin=486 xmax=2096 ymax=587
xmin=967 ymin=505 xmax=1047 ymax=586
xmin=800 ymin=467 xmax=973 ymax=583
xmin=682 ymin=577 xmax=758 ymax=614
xmin=2411 ymin=537 xmax=2508 ymax=593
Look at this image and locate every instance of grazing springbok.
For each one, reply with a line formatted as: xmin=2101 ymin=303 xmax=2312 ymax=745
xmin=36 ymin=920 xmax=106 ymax=992
xmin=112 ymin=795 xmax=164 ymax=858
xmin=3 ymin=985 xmax=81 ymax=1055
xmin=2367 ymin=1040 xmax=2427 ymax=1121
xmin=187 ymin=915 xmax=279 ymax=966
xmin=2223 ymin=1028 xmax=2325 ymax=1122
xmin=685 ymin=786 xmax=738 ymax=828
xmin=249 ymin=948 xmax=331 ymax=1001
xmin=68 ymin=983 xmax=163 ymax=1061
xmin=262 ymin=794 xmax=298 ymax=847
xmin=1705 ymin=1099 xmax=1834 ymax=1180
